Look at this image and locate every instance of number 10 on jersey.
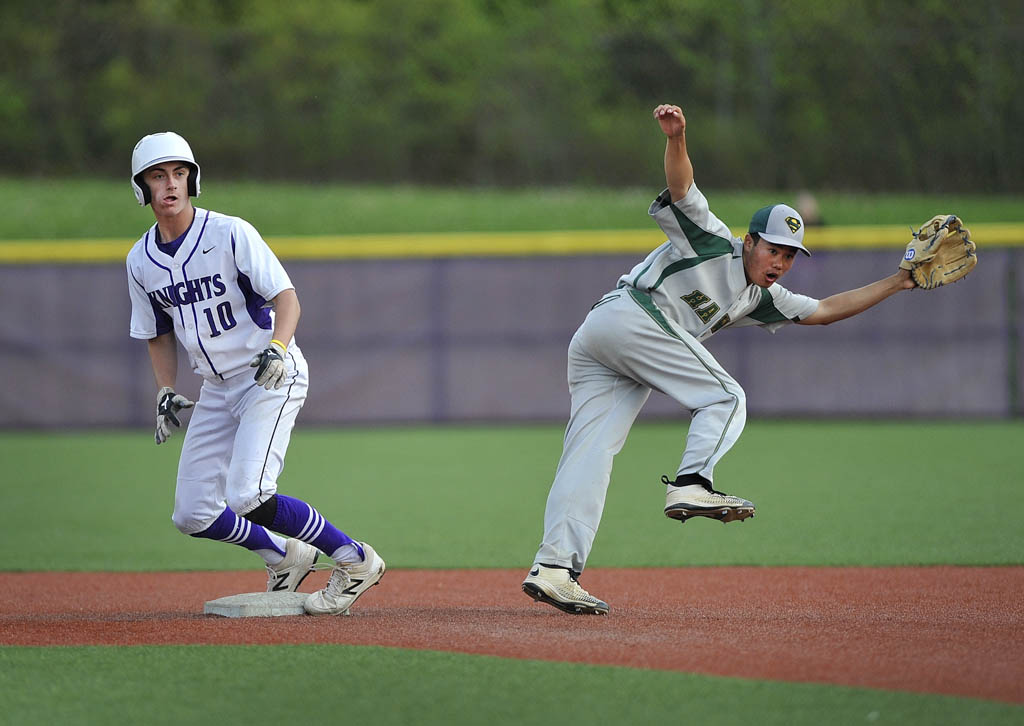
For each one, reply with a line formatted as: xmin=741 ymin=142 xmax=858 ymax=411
xmin=204 ymin=301 xmax=237 ymax=337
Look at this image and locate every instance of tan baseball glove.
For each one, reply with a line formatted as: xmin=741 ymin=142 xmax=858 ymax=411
xmin=899 ymin=214 xmax=977 ymax=289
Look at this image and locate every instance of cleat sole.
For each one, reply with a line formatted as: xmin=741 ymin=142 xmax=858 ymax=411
xmin=522 ymin=583 xmax=608 ymax=615
xmin=664 ymin=505 xmax=755 ymax=524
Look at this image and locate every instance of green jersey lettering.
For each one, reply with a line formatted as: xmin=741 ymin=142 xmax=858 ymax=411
xmin=681 ymin=290 xmax=711 ymax=308
xmin=709 ymin=314 xmax=731 ymax=334
xmin=681 ymin=289 xmax=720 ymax=324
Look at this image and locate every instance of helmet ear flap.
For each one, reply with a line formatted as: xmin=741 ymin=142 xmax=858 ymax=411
xmin=185 ymin=163 xmax=199 ymax=197
xmin=133 ymin=173 xmax=152 ymax=205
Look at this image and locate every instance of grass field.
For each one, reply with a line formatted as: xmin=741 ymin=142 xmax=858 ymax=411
xmin=5 ymin=421 xmax=1024 ymax=571
xmin=3 ymin=645 xmax=1020 ymax=726
xmin=3 ymin=177 xmax=1024 ymax=240
xmin=4 ymin=422 xmax=1023 ymax=724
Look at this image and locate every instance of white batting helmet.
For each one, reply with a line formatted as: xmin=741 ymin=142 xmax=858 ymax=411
xmin=130 ymin=132 xmax=201 ymax=206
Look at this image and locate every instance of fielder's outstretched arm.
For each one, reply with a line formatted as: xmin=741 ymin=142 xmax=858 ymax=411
xmin=798 ymin=269 xmax=916 ymax=326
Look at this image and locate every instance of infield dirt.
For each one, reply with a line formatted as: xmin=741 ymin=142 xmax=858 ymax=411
xmin=2 ymin=567 xmax=1022 ymax=705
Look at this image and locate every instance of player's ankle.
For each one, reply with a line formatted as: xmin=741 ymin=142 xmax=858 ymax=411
xmin=666 ymin=473 xmax=711 ymax=488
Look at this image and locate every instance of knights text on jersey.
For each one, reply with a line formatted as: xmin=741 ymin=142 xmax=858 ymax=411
xmin=617 ymin=184 xmax=819 ymax=341
xmin=126 ymin=208 xmax=294 ymax=380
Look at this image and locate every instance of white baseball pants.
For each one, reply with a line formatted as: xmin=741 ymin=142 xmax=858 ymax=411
xmin=533 ymin=289 xmax=746 ymax=573
xmin=171 ymin=345 xmax=308 ymax=535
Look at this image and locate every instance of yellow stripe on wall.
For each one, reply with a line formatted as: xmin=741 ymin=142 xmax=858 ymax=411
xmin=1 ymin=223 xmax=1021 ymax=263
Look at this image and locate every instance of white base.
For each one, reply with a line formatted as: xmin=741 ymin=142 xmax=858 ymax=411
xmin=204 ymin=591 xmax=308 ymax=618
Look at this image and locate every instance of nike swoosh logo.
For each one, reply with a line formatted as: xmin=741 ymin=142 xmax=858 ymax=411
xmin=202 ymin=246 xmax=215 ymax=254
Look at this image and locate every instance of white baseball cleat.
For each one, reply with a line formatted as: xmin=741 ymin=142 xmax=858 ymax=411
xmin=522 ymin=564 xmax=609 ymax=615
xmin=663 ymin=476 xmax=755 ymax=523
xmin=266 ymin=538 xmax=319 ymax=592
xmin=304 ymin=542 xmax=385 ymax=616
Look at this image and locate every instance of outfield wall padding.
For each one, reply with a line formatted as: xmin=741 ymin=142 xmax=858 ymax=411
xmin=0 ymin=249 xmax=1018 ymax=427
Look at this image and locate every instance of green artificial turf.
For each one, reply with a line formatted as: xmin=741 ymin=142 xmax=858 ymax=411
xmin=4 ymin=421 xmax=1022 ymax=571
xmin=1 ymin=645 xmax=1018 ymax=726
xmin=2 ymin=177 xmax=1023 ymax=240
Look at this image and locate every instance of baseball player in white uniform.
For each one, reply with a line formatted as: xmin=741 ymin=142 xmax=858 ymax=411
xmin=126 ymin=132 xmax=384 ymax=615
xmin=522 ymin=104 xmax=918 ymax=614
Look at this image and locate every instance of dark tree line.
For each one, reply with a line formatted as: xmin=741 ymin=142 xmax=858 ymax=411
xmin=2 ymin=0 xmax=1021 ymax=191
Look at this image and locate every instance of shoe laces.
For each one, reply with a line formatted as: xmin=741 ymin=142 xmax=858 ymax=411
xmin=560 ymin=571 xmax=599 ymax=602
xmin=265 ymin=565 xmax=280 ymax=590
xmin=324 ymin=565 xmax=353 ymax=596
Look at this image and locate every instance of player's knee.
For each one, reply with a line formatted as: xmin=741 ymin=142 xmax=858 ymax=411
xmin=731 ymin=387 xmax=747 ymax=421
xmin=226 ymin=484 xmax=275 ymax=517
xmin=718 ymin=384 xmax=746 ymax=430
xmin=732 ymin=386 xmax=746 ymax=413
xmin=171 ymin=509 xmax=208 ymax=535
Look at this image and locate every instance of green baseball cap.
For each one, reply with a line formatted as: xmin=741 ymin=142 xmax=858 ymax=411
xmin=748 ymin=204 xmax=810 ymax=256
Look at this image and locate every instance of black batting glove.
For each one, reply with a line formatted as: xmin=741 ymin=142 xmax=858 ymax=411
xmin=155 ymin=386 xmax=194 ymax=445
xmin=250 ymin=341 xmax=287 ymax=390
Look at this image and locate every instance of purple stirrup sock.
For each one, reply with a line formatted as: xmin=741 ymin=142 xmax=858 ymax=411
xmin=271 ymin=495 xmax=361 ymax=559
xmin=192 ymin=507 xmax=286 ymax=556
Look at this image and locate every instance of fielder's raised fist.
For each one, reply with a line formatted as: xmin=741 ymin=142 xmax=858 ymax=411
xmin=654 ymin=104 xmax=686 ymax=137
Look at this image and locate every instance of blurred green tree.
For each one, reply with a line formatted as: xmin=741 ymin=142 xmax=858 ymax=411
xmin=0 ymin=0 xmax=1020 ymax=190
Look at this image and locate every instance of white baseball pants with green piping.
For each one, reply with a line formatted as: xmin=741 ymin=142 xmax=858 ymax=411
xmin=533 ymin=288 xmax=746 ymax=574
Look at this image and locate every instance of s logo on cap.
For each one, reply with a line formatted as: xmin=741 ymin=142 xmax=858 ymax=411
xmin=785 ymin=216 xmax=802 ymax=234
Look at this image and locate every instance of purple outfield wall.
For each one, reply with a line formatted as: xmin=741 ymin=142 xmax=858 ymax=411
xmin=0 ymin=249 xmax=1019 ymax=428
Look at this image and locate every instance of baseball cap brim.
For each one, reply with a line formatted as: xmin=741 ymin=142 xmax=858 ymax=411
xmin=756 ymin=232 xmax=811 ymax=256
xmin=748 ymin=203 xmax=811 ymax=256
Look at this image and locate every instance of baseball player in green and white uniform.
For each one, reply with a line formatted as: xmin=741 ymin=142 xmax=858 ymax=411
xmin=522 ymin=104 xmax=918 ymax=615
